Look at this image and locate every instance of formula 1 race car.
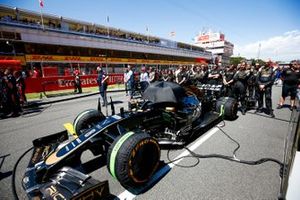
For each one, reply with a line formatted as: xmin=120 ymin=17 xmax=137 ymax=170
xmin=21 ymin=81 xmax=238 ymax=199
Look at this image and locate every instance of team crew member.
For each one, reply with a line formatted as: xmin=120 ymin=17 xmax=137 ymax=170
xmin=139 ymin=66 xmax=150 ymax=92
xmin=207 ymin=65 xmax=222 ymax=85
xmin=256 ymin=62 xmax=275 ymax=117
xmin=176 ymin=65 xmax=187 ymax=85
xmin=167 ymin=69 xmax=175 ymax=82
xmin=232 ymin=62 xmax=249 ymax=115
xmin=149 ymin=67 xmax=156 ymax=83
xmin=185 ymin=65 xmax=194 ymax=84
xmin=223 ymin=65 xmax=236 ymax=96
xmin=277 ymin=62 xmax=300 ymax=110
xmin=192 ymin=65 xmax=206 ymax=85
xmin=162 ymin=69 xmax=169 ymax=81
xmin=247 ymin=63 xmax=260 ymax=101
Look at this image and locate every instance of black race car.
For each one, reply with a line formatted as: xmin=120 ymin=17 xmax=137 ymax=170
xmin=20 ymin=81 xmax=237 ymax=199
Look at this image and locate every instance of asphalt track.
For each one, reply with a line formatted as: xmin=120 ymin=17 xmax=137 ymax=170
xmin=0 ymin=86 xmax=295 ymax=200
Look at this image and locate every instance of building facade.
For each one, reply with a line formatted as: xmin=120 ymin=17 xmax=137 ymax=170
xmin=194 ymin=31 xmax=234 ymax=65
xmin=0 ymin=5 xmax=212 ymax=93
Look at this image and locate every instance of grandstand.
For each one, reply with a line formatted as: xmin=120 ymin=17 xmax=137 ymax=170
xmin=0 ymin=5 xmax=212 ymax=92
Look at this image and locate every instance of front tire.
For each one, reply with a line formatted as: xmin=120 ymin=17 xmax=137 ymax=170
xmin=107 ymin=131 xmax=160 ymax=188
xmin=73 ymin=109 xmax=105 ymax=136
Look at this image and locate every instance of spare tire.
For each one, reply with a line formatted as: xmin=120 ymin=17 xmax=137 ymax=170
xmin=107 ymin=131 xmax=160 ymax=188
xmin=73 ymin=109 xmax=105 ymax=136
xmin=216 ymin=97 xmax=238 ymax=120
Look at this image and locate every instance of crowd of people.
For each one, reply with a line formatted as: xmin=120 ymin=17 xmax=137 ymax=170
xmin=124 ymin=61 xmax=300 ymax=117
xmin=1 ymin=61 xmax=299 ymax=118
xmin=0 ymin=68 xmax=27 ymax=117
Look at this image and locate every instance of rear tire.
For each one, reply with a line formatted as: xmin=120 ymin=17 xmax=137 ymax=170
xmin=216 ymin=97 xmax=238 ymax=120
xmin=73 ymin=109 xmax=105 ymax=136
xmin=107 ymin=131 xmax=160 ymax=188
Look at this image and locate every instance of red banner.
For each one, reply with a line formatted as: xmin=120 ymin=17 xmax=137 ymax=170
xmin=25 ymin=74 xmax=124 ymax=93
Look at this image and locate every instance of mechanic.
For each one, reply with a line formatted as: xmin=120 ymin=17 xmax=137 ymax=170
xmin=186 ymin=65 xmax=194 ymax=81
xmin=148 ymin=67 xmax=156 ymax=83
xmin=162 ymin=69 xmax=169 ymax=81
xmin=176 ymin=65 xmax=188 ymax=85
xmin=223 ymin=65 xmax=236 ymax=97
xmin=277 ymin=62 xmax=300 ymax=110
xmin=232 ymin=62 xmax=250 ymax=115
xmin=139 ymin=66 xmax=150 ymax=92
xmin=255 ymin=62 xmax=275 ymax=117
xmin=192 ymin=65 xmax=207 ymax=85
xmin=207 ymin=64 xmax=222 ymax=85
xmin=167 ymin=69 xmax=175 ymax=82
xmin=248 ymin=63 xmax=260 ymax=101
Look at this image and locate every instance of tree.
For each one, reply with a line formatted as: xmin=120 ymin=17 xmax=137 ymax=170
xmin=230 ymin=57 xmax=246 ymax=66
xmin=230 ymin=57 xmax=266 ymax=66
xmin=249 ymin=58 xmax=265 ymax=66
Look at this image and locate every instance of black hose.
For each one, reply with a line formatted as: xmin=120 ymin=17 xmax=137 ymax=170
xmin=166 ymin=121 xmax=284 ymax=170
xmin=166 ymin=151 xmax=200 ymax=168
xmin=183 ymin=146 xmax=284 ymax=167
xmin=12 ymin=146 xmax=34 ymax=200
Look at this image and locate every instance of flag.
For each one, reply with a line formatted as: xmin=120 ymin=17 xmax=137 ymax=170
xmin=107 ymin=16 xmax=109 ymax=23
xmin=146 ymin=26 xmax=149 ymax=32
xmin=170 ymin=31 xmax=176 ymax=37
xmin=39 ymin=0 xmax=44 ymax=8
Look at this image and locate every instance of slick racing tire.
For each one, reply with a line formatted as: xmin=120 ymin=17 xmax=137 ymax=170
xmin=216 ymin=97 xmax=238 ymax=120
xmin=73 ymin=109 xmax=105 ymax=136
xmin=107 ymin=131 xmax=160 ymax=188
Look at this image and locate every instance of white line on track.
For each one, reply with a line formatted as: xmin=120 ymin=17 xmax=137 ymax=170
xmin=117 ymin=127 xmax=219 ymax=200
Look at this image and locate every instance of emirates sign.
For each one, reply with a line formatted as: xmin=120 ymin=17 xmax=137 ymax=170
xmin=197 ymin=33 xmax=225 ymax=43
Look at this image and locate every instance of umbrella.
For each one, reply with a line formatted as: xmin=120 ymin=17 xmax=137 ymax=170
xmin=143 ymin=81 xmax=186 ymax=104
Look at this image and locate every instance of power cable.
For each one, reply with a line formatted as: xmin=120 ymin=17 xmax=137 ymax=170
xmin=166 ymin=120 xmax=284 ymax=171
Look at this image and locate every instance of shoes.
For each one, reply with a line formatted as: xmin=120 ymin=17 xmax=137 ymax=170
xmin=276 ymin=105 xmax=283 ymax=109
xmin=11 ymin=112 xmax=20 ymax=117
xmin=269 ymin=112 xmax=275 ymax=118
xmin=290 ymin=106 xmax=297 ymax=111
xmin=241 ymin=109 xmax=246 ymax=115
xmin=255 ymin=108 xmax=263 ymax=113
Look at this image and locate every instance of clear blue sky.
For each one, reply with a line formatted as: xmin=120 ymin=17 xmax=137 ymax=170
xmin=1 ymin=0 xmax=300 ymax=60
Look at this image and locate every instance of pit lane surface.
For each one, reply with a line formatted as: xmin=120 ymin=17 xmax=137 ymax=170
xmin=0 ymin=86 xmax=293 ymax=199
